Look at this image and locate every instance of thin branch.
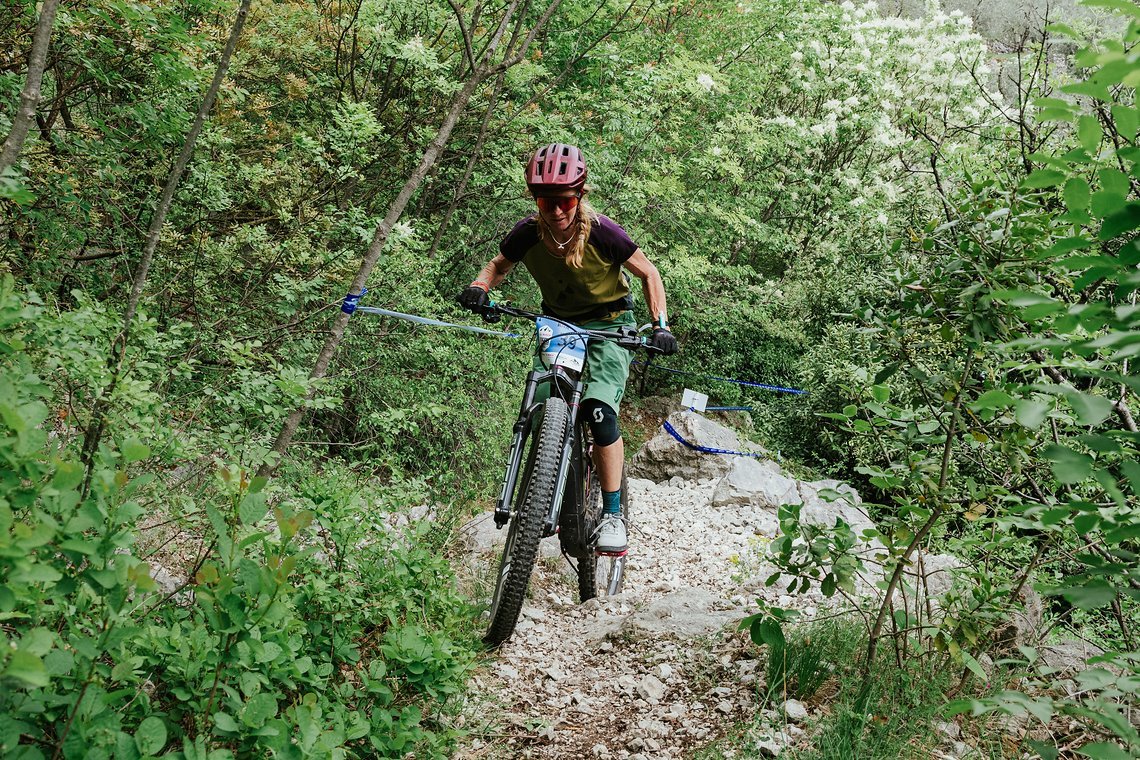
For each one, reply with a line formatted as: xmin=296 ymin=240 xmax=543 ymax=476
xmin=427 ymin=70 xmax=506 ymax=259
xmin=502 ymin=0 xmax=641 ymax=122
xmin=79 ymin=0 xmax=254 ymax=490
xmin=71 ymin=248 xmax=123 ymax=262
xmin=261 ymin=1 xmax=568 ymax=473
xmin=446 ymin=0 xmax=477 ymax=75
xmin=865 ymin=353 xmax=974 ymax=671
xmin=0 ymin=0 xmax=61 ymax=175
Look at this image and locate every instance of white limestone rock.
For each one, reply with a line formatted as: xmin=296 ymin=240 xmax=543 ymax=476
xmin=710 ymin=457 xmax=798 ymax=509
xmin=782 ymin=699 xmax=809 ymax=723
xmin=637 ymin=675 xmax=667 ymax=703
xmin=629 ymin=411 xmax=766 ymax=483
xmin=620 ymin=587 xmax=742 ymax=639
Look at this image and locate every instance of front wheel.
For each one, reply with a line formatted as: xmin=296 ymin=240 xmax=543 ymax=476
xmin=484 ymin=397 xmax=569 ymax=648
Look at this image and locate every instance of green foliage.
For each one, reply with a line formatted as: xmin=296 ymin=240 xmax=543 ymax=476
xmin=787 ymin=654 xmax=961 ymax=760
xmin=766 ymin=498 xmax=865 ymax=600
xmin=949 ymin=652 xmax=1140 ymax=759
xmin=760 ymin=4 xmax=1140 ymax=756
xmin=763 ymin=620 xmax=850 ymax=705
xmin=0 ymin=276 xmax=477 ymax=756
xmin=719 ymin=617 xmax=971 ymax=760
xmin=741 ymin=603 xmax=841 ymax=703
xmin=5 ymin=0 xmax=1140 ymax=754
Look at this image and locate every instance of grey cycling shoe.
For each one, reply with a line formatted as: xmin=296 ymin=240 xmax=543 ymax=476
xmin=596 ymin=514 xmax=628 ymax=556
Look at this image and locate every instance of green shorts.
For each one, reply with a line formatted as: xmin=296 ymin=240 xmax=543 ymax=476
xmin=532 ymin=310 xmax=636 ymax=415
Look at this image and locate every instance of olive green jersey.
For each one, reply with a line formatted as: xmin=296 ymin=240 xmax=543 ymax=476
xmin=499 ymin=213 xmax=637 ymax=320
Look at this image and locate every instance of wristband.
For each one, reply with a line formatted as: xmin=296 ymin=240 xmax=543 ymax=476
xmin=471 ymin=280 xmax=490 ymax=292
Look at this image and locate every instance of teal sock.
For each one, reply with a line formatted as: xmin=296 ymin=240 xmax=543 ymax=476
xmin=602 ymin=490 xmax=621 ymax=516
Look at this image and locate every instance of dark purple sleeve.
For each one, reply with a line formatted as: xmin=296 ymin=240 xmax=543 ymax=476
xmin=499 ymin=216 xmax=540 ymax=262
xmin=590 ymin=214 xmax=639 ymax=264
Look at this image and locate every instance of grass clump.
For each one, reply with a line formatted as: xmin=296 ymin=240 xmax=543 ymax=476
xmin=787 ymin=653 xmax=959 ymax=760
xmin=763 ymin=618 xmax=860 ymax=704
xmin=711 ymin=616 xmax=1006 ymax=760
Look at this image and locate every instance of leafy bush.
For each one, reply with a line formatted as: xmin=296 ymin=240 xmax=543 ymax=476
xmin=760 ymin=4 xmax=1140 ymax=756
xmin=741 ymin=612 xmax=969 ymax=760
xmin=0 ymin=276 xmax=477 ymax=757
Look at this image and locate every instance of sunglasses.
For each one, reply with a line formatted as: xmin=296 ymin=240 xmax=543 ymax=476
xmin=535 ymin=195 xmax=580 ymax=213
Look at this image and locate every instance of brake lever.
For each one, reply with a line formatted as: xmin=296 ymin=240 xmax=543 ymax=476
xmin=613 ymin=325 xmax=645 ymax=351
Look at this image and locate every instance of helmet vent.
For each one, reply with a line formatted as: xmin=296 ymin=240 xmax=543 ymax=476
xmin=525 ymin=143 xmax=587 ymax=193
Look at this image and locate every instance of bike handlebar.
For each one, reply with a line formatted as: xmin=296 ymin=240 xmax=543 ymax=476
xmin=478 ymin=302 xmax=663 ymax=354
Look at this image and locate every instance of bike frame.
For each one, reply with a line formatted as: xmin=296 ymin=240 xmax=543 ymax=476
xmin=485 ymin=304 xmax=646 ymax=544
xmin=481 ymin=304 xmax=651 ymax=644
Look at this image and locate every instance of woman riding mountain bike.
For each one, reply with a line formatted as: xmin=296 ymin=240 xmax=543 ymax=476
xmin=458 ymin=142 xmax=678 ymax=556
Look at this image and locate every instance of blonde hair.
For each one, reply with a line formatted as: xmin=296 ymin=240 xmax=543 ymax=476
xmin=536 ymin=192 xmax=597 ymax=268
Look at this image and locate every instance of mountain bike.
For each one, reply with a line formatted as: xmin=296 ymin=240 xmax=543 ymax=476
xmin=478 ymin=303 xmax=659 ymax=648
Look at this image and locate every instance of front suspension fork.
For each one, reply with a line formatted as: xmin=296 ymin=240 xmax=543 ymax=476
xmin=493 ymin=412 xmax=538 ymax=528
xmin=492 ymin=370 xmax=582 ymax=529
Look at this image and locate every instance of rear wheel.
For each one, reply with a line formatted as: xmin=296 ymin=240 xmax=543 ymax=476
xmin=577 ymin=470 xmax=630 ymax=602
xmin=558 ymin=423 xmax=594 ymax=559
xmin=484 ymin=397 xmax=569 ymax=648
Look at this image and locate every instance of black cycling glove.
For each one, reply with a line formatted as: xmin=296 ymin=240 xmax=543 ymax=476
xmin=649 ymin=327 xmax=678 ymax=356
xmin=458 ymin=285 xmax=489 ymax=312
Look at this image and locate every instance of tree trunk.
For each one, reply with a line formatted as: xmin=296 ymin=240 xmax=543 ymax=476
xmin=260 ymin=0 xmax=568 ymax=475
xmin=80 ymin=0 xmax=254 ymax=488
xmin=426 ymin=71 xmax=506 ymax=260
xmin=260 ymin=69 xmax=492 ymax=476
xmin=0 ymin=0 xmax=62 ymax=176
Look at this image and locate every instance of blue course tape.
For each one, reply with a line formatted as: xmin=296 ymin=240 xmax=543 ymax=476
xmin=342 ymin=288 xmax=368 ymax=314
xmin=634 ymin=362 xmax=805 ymax=395
xmin=706 ymin=406 xmax=753 ymax=412
xmin=663 ymin=420 xmax=765 ymax=458
xmin=354 ymin=306 xmax=522 ymax=338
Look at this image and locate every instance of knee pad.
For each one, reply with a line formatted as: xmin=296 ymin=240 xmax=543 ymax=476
xmin=582 ymin=400 xmax=620 ymax=447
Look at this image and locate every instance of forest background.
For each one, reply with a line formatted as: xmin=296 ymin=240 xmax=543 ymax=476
xmin=1 ymin=0 xmax=1139 ymax=757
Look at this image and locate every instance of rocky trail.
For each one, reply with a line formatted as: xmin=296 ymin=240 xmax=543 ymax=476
xmin=448 ymin=411 xmax=1097 ymax=760
xmin=451 ymin=412 xmax=874 ymax=760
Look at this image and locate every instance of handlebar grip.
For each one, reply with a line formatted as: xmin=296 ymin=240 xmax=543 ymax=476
xmin=614 ymin=336 xmax=650 ymax=352
xmin=642 ymin=342 xmax=665 ymax=354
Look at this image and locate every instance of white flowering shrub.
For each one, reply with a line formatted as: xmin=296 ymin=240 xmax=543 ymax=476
xmin=659 ymin=3 xmax=1021 ymax=423
xmin=738 ymin=1 xmax=1006 ymax=252
xmin=892 ymin=0 xmax=1125 ymax=46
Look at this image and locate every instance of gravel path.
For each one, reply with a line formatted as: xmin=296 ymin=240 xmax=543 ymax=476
xmin=454 ymin=476 xmax=822 ymax=759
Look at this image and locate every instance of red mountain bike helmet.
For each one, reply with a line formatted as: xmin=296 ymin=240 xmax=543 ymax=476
xmin=525 ymin=143 xmax=587 ymax=195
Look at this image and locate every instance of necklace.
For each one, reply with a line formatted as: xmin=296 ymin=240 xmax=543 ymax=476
xmin=549 ymin=227 xmax=575 ymax=250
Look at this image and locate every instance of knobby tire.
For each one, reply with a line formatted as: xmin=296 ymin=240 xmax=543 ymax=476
xmin=573 ymin=464 xmax=598 ymax=600
xmin=484 ymin=397 xmax=569 ymax=648
xmin=559 ymin=422 xmax=594 ymax=560
xmin=577 ymin=471 xmax=630 ymax=602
